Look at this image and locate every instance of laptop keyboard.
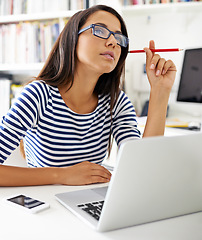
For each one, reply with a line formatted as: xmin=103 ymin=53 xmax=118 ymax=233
xmin=77 ymin=200 xmax=104 ymax=221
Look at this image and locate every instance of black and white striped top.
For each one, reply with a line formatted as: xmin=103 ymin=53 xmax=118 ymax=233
xmin=0 ymin=81 xmax=140 ymax=167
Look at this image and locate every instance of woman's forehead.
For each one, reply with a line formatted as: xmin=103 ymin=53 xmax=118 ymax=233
xmin=84 ymin=11 xmax=121 ymax=32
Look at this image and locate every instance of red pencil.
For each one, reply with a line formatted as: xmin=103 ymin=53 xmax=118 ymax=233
xmin=128 ymin=48 xmax=183 ymax=53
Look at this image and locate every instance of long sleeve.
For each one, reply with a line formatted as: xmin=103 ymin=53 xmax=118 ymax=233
xmin=112 ymin=91 xmax=141 ymax=147
xmin=0 ymin=81 xmax=48 ymax=164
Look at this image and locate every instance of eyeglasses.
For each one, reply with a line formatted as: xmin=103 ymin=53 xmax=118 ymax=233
xmin=78 ymin=24 xmax=129 ymax=48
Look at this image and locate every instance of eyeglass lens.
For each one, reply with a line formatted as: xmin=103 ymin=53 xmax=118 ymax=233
xmin=93 ymin=25 xmax=127 ymax=47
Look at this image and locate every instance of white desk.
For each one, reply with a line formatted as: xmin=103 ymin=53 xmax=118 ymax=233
xmin=1 ymin=127 xmax=202 ymax=240
xmin=0 ymin=184 xmax=202 ymax=240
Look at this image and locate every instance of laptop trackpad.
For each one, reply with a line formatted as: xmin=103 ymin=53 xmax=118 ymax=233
xmin=91 ymin=187 xmax=108 ymax=198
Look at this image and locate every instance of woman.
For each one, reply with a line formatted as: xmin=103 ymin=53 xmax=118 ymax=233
xmin=0 ymin=5 xmax=176 ymax=186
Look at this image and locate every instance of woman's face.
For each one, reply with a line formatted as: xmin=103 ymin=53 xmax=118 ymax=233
xmin=76 ymin=10 xmax=122 ymax=76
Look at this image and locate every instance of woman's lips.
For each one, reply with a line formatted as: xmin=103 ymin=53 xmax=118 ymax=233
xmin=100 ymin=51 xmax=115 ymax=60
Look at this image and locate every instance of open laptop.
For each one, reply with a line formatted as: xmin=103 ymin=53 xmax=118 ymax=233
xmin=55 ymin=133 xmax=202 ymax=232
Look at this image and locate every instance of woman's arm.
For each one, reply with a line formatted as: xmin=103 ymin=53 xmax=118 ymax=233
xmin=142 ymin=40 xmax=176 ymax=137
xmin=0 ymin=161 xmax=111 ymax=186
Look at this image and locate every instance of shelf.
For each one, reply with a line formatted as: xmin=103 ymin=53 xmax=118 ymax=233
xmin=122 ymin=2 xmax=202 ymax=14
xmin=1 ymin=2 xmax=201 ymax=23
xmin=0 ymin=10 xmax=78 ymax=24
xmin=0 ymin=63 xmax=44 ymax=71
xmin=1 ymin=2 xmax=201 ymax=73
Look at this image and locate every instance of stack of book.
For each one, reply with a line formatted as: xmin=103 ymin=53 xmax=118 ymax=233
xmin=0 ymin=20 xmax=61 ymax=64
xmin=0 ymin=0 xmax=92 ymax=15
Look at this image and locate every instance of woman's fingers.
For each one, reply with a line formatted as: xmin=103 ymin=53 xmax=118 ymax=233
xmin=162 ymin=59 xmax=177 ymax=75
xmin=151 ymin=55 xmax=166 ymax=76
xmin=144 ymin=47 xmax=153 ymax=65
xmin=65 ymin=161 xmax=112 ymax=185
xmin=144 ymin=40 xmax=176 ymax=76
xmin=86 ymin=163 xmax=112 ymax=184
xmin=91 ymin=169 xmax=111 ymax=180
xmin=144 ymin=40 xmax=156 ymax=72
xmin=91 ymin=163 xmax=111 ymax=181
xmin=149 ymin=39 xmax=155 ymax=50
xmin=145 ymin=51 xmax=176 ymax=77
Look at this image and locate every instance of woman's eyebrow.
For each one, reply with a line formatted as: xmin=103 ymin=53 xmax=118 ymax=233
xmin=94 ymin=22 xmax=122 ymax=34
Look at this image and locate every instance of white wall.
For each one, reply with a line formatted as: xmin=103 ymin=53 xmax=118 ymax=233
xmin=122 ymin=5 xmax=202 ymax=116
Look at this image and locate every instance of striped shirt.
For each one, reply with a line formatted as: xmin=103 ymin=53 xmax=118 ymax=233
xmin=0 ymin=81 xmax=141 ymax=167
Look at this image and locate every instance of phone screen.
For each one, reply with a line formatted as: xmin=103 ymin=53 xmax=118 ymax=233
xmin=7 ymin=195 xmax=45 ymax=209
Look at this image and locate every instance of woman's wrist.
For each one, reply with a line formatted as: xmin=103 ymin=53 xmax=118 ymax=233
xmin=143 ymin=86 xmax=170 ymax=137
xmin=50 ymin=167 xmax=67 ymax=185
xmin=150 ymin=84 xmax=171 ymax=100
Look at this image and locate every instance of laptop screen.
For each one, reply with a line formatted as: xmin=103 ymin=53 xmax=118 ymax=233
xmin=177 ymin=48 xmax=202 ymax=103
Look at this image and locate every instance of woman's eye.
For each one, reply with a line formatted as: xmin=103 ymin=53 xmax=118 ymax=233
xmin=115 ymin=35 xmax=124 ymax=44
xmin=95 ymin=28 xmax=105 ymax=35
xmin=115 ymin=35 xmax=121 ymax=41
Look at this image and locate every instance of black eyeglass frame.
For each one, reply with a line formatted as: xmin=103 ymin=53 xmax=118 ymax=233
xmin=78 ymin=24 xmax=129 ymax=48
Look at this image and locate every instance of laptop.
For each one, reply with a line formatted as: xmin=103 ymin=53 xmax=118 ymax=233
xmin=55 ymin=133 xmax=202 ymax=232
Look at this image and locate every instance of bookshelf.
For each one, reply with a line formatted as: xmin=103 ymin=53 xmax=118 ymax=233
xmin=1 ymin=0 xmax=201 ymax=72
xmin=0 ymin=10 xmax=78 ymax=23
xmin=0 ymin=0 xmax=202 ymax=116
xmin=0 ymin=2 xmax=80 ymax=118
xmin=0 ymin=0 xmax=121 ymax=71
xmin=0 ymin=10 xmax=77 ymax=72
xmin=122 ymin=1 xmax=202 ymax=13
xmin=0 ymin=10 xmax=75 ymax=70
xmin=0 ymin=0 xmax=121 ymax=117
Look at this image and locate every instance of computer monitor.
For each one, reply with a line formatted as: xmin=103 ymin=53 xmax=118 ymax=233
xmin=177 ymin=48 xmax=202 ymax=103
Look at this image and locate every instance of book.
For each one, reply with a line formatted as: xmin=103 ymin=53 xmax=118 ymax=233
xmin=0 ymin=19 xmax=62 ymax=64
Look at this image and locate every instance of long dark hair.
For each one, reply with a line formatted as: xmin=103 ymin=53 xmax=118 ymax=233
xmin=37 ymin=5 xmax=128 ymax=99
xmin=22 ymin=5 xmax=129 ymax=158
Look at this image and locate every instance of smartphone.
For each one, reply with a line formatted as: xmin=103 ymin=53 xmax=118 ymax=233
xmin=3 ymin=194 xmax=50 ymax=213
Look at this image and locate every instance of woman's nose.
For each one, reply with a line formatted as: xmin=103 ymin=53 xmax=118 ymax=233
xmin=105 ymin=34 xmax=117 ymax=47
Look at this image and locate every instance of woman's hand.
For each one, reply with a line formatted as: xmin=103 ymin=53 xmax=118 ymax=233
xmin=0 ymin=162 xmax=111 ymax=187
xmin=60 ymin=161 xmax=112 ymax=185
xmin=144 ymin=40 xmax=177 ymax=93
xmin=142 ymin=40 xmax=177 ymax=137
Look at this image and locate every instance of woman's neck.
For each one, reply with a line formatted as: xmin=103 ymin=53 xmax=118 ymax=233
xmin=58 ymin=69 xmax=100 ymax=114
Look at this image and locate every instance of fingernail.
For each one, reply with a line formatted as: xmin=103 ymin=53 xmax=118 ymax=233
xmin=150 ymin=64 xmax=155 ymax=70
xmin=156 ymin=70 xmax=161 ymax=76
xmin=162 ymin=70 xmax=165 ymax=75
